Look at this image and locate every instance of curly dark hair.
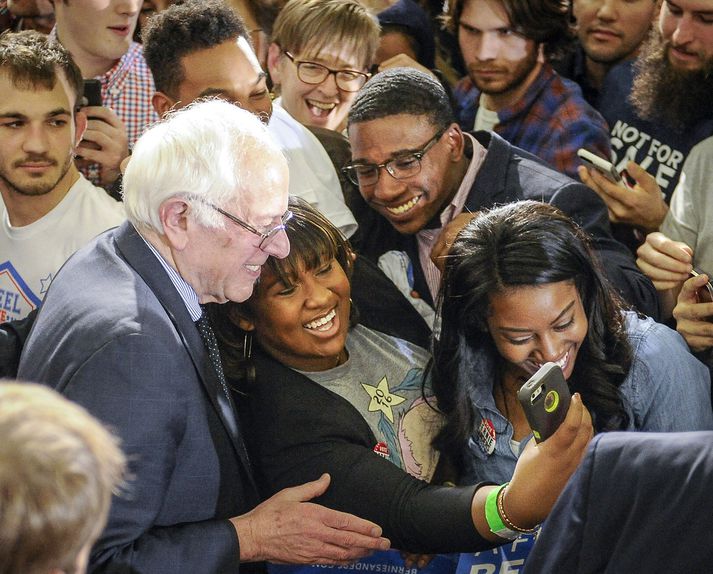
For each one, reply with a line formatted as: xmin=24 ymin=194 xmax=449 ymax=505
xmin=430 ymin=201 xmax=632 ymax=471
xmin=442 ymin=0 xmax=574 ymax=61
xmin=347 ymin=67 xmax=455 ymax=130
xmin=142 ymin=0 xmax=250 ymax=97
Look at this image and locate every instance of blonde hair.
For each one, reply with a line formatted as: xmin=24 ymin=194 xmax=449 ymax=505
xmin=271 ymin=0 xmax=380 ymax=69
xmin=0 ymin=382 xmax=126 ymax=574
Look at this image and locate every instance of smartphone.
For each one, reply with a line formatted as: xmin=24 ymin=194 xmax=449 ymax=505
xmin=81 ymin=79 xmax=102 ymax=107
xmin=577 ymin=148 xmax=625 ymax=186
xmin=689 ymin=268 xmax=713 ymax=304
xmin=518 ymin=362 xmax=571 ymax=443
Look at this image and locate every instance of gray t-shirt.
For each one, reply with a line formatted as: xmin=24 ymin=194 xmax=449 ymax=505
xmin=299 ymin=324 xmax=443 ymax=481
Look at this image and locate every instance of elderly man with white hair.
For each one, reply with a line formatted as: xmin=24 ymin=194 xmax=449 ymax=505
xmin=18 ymin=99 xmax=390 ymax=574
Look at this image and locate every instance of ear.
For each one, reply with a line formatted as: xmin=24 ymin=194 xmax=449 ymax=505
xmin=267 ymin=42 xmax=283 ymax=85
xmin=152 ymin=91 xmax=177 ymax=118
xmin=158 ymin=197 xmax=191 ymax=251
xmin=73 ymin=109 xmax=88 ymax=146
xmin=444 ymin=122 xmax=466 ymax=162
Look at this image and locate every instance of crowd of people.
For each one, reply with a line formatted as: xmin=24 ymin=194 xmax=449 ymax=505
xmin=1 ymin=0 xmax=713 ymax=572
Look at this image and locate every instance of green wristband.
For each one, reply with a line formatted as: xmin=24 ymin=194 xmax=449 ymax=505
xmin=485 ymin=483 xmax=519 ymax=540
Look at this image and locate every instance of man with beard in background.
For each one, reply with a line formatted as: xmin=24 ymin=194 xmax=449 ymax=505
xmin=445 ymin=0 xmax=611 ymax=178
xmin=555 ymin=0 xmax=660 ymax=108
xmin=580 ymin=0 xmax=713 ymax=243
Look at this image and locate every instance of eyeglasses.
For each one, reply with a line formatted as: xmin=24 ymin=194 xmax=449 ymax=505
xmin=210 ymin=203 xmax=293 ymax=250
xmin=342 ymin=128 xmax=446 ymax=187
xmin=283 ymin=51 xmax=370 ymax=92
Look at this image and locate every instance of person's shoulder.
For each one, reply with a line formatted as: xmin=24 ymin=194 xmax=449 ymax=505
xmin=351 ymin=323 xmax=429 ymax=359
xmin=622 ymin=311 xmax=669 ymax=342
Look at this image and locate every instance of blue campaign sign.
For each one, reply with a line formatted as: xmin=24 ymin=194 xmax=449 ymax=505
xmin=268 ymin=550 xmax=459 ymax=574
xmin=454 ymin=532 xmax=538 ymax=574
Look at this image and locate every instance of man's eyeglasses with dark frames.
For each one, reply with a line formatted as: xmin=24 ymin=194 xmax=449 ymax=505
xmin=210 ymin=203 xmax=293 ymax=250
xmin=283 ymin=51 xmax=371 ymax=92
xmin=342 ymin=128 xmax=447 ymax=187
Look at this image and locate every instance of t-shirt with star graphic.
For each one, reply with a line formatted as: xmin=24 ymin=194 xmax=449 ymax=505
xmin=298 ymin=324 xmax=444 ymax=481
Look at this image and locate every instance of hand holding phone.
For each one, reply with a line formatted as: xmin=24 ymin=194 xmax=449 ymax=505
xmin=518 ymin=362 xmax=571 ymax=443
xmin=689 ymin=268 xmax=713 ymax=304
xmin=577 ymin=148 xmax=628 ymax=188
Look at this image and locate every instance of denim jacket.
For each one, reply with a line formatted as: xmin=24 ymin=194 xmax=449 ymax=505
xmin=460 ymin=312 xmax=713 ymax=485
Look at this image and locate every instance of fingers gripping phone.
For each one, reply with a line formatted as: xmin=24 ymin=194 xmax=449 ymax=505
xmin=690 ymin=268 xmax=713 ymax=304
xmin=577 ymin=148 xmax=627 ymax=187
xmin=518 ymin=362 xmax=571 ymax=443
xmin=81 ymin=79 xmax=103 ymax=108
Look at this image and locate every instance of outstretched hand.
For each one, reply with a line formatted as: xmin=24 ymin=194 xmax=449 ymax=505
xmin=578 ymin=160 xmax=668 ymax=233
xmin=502 ymin=393 xmax=593 ymax=529
xmin=232 ymin=473 xmax=390 ymax=564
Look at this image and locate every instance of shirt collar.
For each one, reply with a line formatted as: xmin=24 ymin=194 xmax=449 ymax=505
xmin=139 ymin=228 xmax=203 ymax=321
xmin=437 ymin=132 xmax=487 ymax=228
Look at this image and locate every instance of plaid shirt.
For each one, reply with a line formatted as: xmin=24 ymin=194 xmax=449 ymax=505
xmin=51 ymin=28 xmax=158 ymax=185
xmin=454 ymin=63 xmax=611 ymax=179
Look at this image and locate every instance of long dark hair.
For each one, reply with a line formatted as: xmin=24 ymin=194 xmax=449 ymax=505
xmin=210 ymin=197 xmax=354 ymax=385
xmin=430 ymin=201 xmax=632 ymax=470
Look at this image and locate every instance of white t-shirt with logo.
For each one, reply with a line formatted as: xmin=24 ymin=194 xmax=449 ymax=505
xmin=0 ymin=175 xmax=125 ymax=321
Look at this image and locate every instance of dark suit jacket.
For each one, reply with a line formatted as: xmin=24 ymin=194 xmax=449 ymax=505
xmin=346 ymin=131 xmax=659 ymax=319
xmin=237 ymin=345 xmax=485 ymax=554
xmin=524 ymin=431 xmax=713 ymax=573
xmin=18 ymin=222 xmax=259 ymax=574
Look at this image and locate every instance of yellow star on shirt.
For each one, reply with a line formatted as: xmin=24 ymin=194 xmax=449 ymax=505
xmin=361 ymin=376 xmax=407 ymax=423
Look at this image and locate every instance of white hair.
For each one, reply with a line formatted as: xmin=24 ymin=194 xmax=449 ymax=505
xmin=122 ymin=98 xmax=285 ymax=233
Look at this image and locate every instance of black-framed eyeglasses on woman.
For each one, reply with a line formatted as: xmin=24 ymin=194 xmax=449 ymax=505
xmin=283 ymin=51 xmax=370 ymax=92
xmin=342 ymin=128 xmax=447 ymax=187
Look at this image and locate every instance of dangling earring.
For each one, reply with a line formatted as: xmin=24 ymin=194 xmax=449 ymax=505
xmin=238 ymin=332 xmax=256 ymax=392
xmin=243 ymin=332 xmax=253 ymax=360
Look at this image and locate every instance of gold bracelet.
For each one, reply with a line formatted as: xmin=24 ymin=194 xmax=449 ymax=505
xmin=496 ymin=485 xmax=538 ymax=533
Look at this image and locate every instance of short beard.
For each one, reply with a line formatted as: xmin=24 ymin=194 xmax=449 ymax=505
xmin=471 ymin=48 xmax=539 ymax=96
xmin=630 ymin=30 xmax=713 ymax=131
xmin=0 ymin=154 xmax=72 ymax=197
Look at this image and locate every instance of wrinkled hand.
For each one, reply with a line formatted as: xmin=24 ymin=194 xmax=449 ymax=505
xmin=578 ymin=160 xmax=668 ymax=232
xmin=76 ymin=105 xmax=130 ymax=186
xmin=636 ymin=231 xmax=693 ymax=291
xmin=430 ymin=212 xmax=478 ymax=274
xmin=501 ymin=393 xmax=593 ymax=530
xmin=232 ymin=474 xmax=390 ymax=564
xmin=673 ymin=274 xmax=713 ymax=353
xmin=377 ymin=54 xmax=436 ymax=79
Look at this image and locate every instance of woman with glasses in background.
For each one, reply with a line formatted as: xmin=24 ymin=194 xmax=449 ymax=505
xmin=267 ymin=0 xmax=378 ymax=133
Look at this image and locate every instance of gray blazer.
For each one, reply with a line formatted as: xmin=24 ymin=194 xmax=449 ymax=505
xmin=19 ymin=221 xmax=259 ymax=574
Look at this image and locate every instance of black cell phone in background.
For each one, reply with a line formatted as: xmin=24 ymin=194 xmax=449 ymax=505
xmin=518 ymin=362 xmax=571 ymax=443
xmin=81 ymin=79 xmax=102 ymax=108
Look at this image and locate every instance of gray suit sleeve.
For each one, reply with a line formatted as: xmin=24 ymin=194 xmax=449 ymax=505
xmin=63 ymin=333 xmax=240 ymax=574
